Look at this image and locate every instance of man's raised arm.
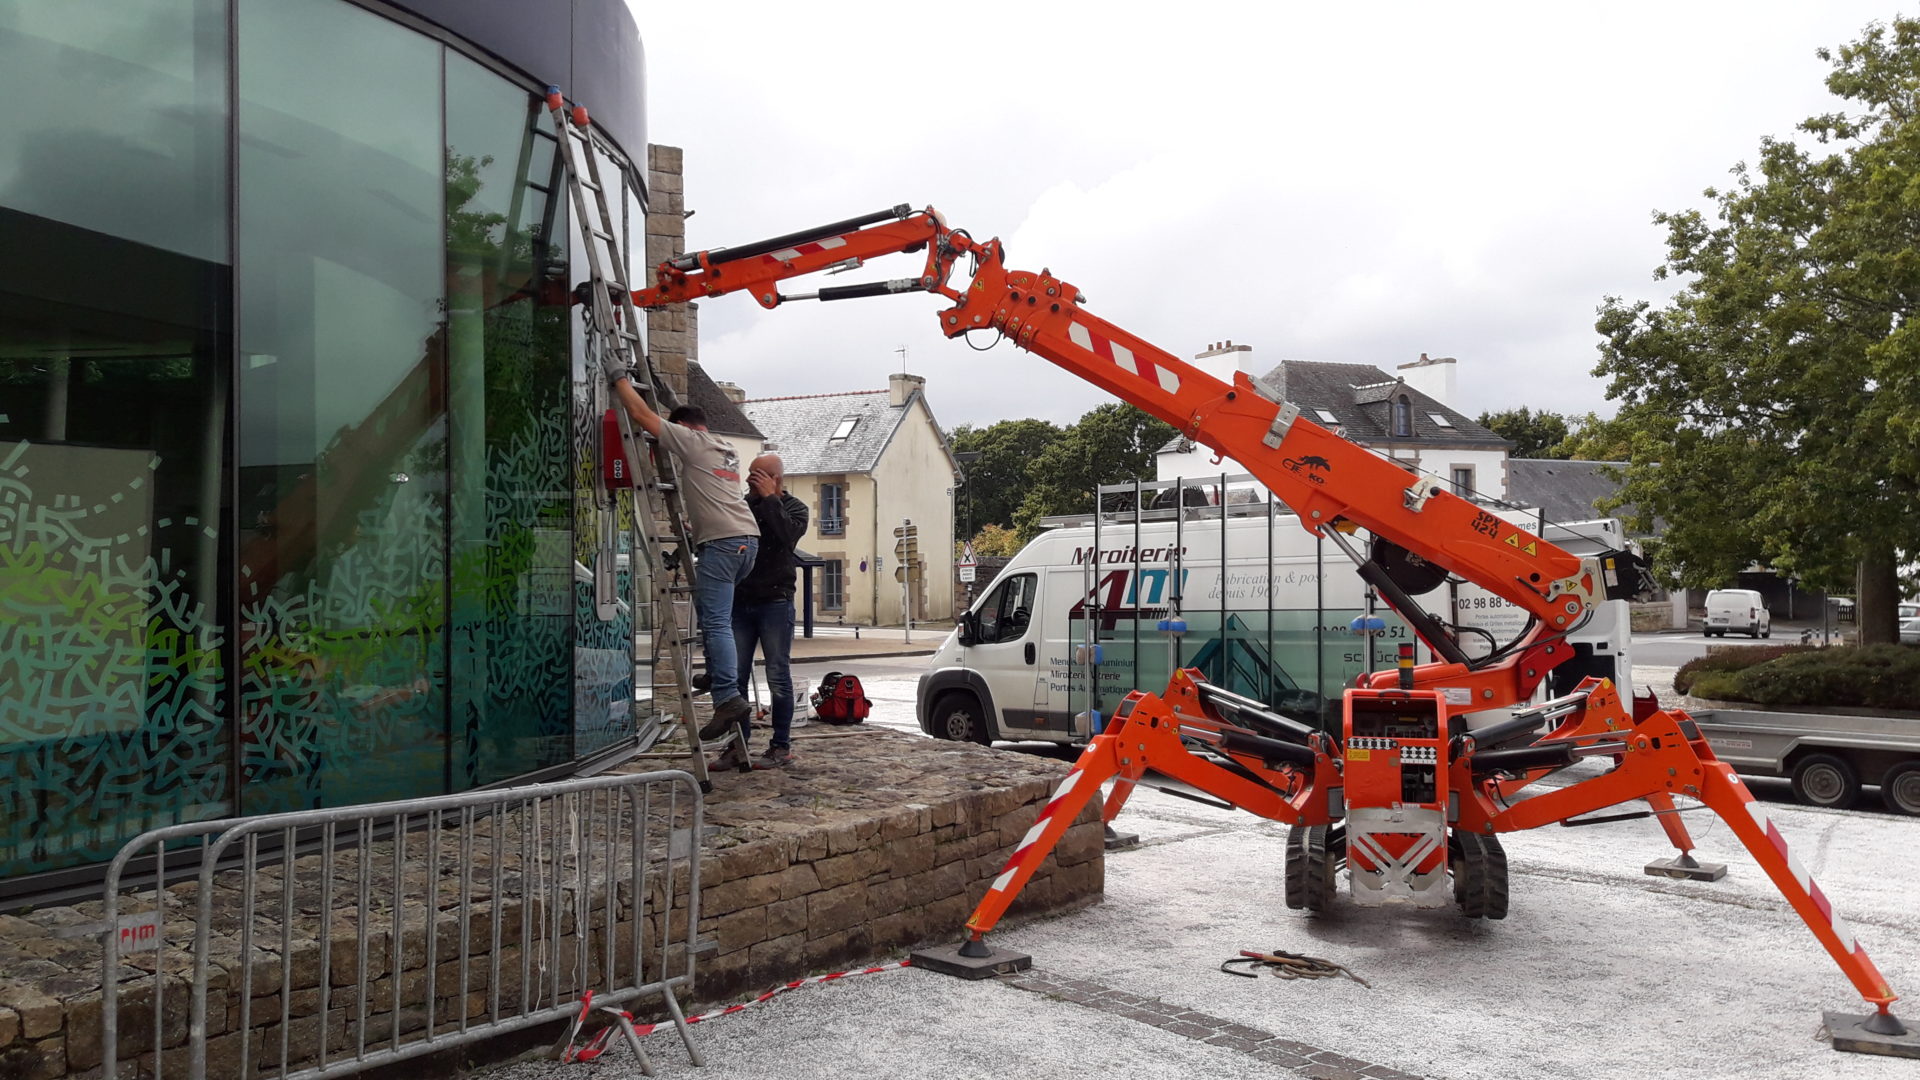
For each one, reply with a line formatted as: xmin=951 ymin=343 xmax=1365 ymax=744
xmin=603 ymin=354 xmax=664 ymax=437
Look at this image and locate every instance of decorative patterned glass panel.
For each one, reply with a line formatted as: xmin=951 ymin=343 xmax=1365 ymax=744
xmin=0 ymin=0 xmax=233 ymax=880
xmin=234 ymin=0 xmax=448 ymax=813
xmin=445 ymin=52 xmax=576 ymax=786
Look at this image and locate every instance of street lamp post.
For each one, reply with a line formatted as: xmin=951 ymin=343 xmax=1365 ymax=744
xmin=953 ymin=451 xmax=982 ymax=608
xmin=953 ymin=451 xmax=982 ymax=546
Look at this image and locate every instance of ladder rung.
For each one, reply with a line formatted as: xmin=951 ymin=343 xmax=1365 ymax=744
xmin=579 ymin=178 xmax=601 ymax=192
xmin=619 ymin=329 xmax=642 ymax=341
xmin=591 ymin=228 xmax=614 ymax=241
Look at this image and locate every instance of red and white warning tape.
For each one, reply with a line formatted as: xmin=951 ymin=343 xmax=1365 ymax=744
xmin=560 ymin=960 xmax=913 ymax=1063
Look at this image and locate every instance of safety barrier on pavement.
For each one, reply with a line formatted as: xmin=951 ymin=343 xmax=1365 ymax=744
xmin=100 ymin=770 xmax=704 ymax=1079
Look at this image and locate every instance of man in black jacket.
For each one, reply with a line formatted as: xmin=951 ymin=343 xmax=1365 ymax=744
xmin=725 ymin=453 xmax=810 ymax=769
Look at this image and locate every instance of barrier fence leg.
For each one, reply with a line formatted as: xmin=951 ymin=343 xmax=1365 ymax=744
xmin=661 ymin=984 xmax=705 ymax=1067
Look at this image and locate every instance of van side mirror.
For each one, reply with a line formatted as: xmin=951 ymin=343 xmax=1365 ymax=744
xmin=958 ymin=611 xmax=979 ymax=646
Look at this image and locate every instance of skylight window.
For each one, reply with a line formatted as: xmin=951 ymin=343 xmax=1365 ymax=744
xmin=1313 ymin=409 xmax=1340 ymax=424
xmin=830 ymin=416 xmax=860 ymax=440
xmin=1428 ymin=412 xmax=1453 ymax=428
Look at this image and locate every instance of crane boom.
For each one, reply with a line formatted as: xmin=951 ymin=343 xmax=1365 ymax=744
xmin=632 ymin=204 xmax=1622 ymax=709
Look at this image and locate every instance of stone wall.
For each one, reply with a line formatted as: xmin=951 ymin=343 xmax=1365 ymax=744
xmin=691 ymin=772 xmax=1103 ymax=1001
xmin=0 ymin=732 xmax=1103 ymax=1079
xmin=644 ymin=144 xmax=694 ymax=402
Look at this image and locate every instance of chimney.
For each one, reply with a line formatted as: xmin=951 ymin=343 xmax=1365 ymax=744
xmin=1396 ymin=353 xmax=1457 ymax=406
xmin=714 ymin=380 xmax=746 ymax=404
xmin=1190 ymin=340 xmax=1256 ymax=384
xmin=889 ymin=371 xmax=925 ymax=407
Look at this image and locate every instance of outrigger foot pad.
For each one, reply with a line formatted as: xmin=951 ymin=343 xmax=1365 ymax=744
xmin=1826 ymin=1010 xmax=1920 ymax=1057
xmin=1644 ymin=853 xmax=1727 ymax=882
xmin=910 ymin=939 xmax=1031 ymax=980
xmin=1104 ymin=825 xmax=1140 ymax=851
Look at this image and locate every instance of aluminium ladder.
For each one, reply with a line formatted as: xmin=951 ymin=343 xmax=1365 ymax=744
xmin=544 ymin=86 xmax=743 ymax=790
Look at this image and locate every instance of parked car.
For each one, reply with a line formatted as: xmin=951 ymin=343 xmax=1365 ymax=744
xmin=1705 ymin=588 xmax=1771 ymax=638
xmin=1902 ymin=616 xmax=1920 ymax=646
xmin=1901 ymin=601 xmax=1920 ymax=620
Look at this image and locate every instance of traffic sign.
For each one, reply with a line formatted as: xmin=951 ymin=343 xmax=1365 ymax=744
xmin=959 ymin=565 xmax=976 ymax=583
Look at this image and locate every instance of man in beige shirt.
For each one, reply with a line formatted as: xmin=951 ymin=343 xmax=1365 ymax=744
xmin=606 ymin=361 xmax=758 ymax=754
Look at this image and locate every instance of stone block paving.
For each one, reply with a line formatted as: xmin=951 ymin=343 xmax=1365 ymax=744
xmin=1001 ymin=968 xmax=1426 ymax=1080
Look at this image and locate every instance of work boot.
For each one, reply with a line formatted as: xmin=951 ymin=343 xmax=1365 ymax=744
xmin=691 ymin=671 xmax=711 ymax=695
xmin=754 ymin=745 xmax=794 ymax=770
xmin=707 ymin=741 xmax=750 ymax=772
xmin=699 ymin=695 xmax=750 ymax=741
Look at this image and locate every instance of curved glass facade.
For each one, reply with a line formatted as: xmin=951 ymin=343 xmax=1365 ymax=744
xmin=0 ymin=0 xmax=645 ymax=887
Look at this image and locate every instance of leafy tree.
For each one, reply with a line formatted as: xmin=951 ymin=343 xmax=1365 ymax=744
xmin=1011 ymin=403 xmax=1178 ymax=539
xmin=950 ymin=418 xmax=1061 ymax=532
xmin=962 ymin=523 xmax=1024 ymax=558
xmin=1476 ymin=407 xmax=1571 ymax=458
xmin=1556 ymin=412 xmax=1632 ymax=462
xmin=1592 ymin=18 xmax=1920 ymax=642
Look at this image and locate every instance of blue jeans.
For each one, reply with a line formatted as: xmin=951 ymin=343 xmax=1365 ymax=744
xmin=733 ymin=599 xmax=795 ymax=748
xmin=693 ymin=536 xmax=758 ymax=705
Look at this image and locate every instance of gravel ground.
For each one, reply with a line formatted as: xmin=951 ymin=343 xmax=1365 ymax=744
xmin=488 ymin=663 xmax=1918 ymax=1080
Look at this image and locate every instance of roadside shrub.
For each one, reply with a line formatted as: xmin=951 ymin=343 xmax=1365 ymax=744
xmin=1731 ymin=644 xmax=1920 ymax=710
xmin=1673 ymin=644 xmax=1814 ymax=696
xmin=1684 ymin=672 xmax=1745 ymax=702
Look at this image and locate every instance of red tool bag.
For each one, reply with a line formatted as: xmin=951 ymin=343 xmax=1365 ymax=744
xmin=810 ymin=671 xmax=871 ymax=725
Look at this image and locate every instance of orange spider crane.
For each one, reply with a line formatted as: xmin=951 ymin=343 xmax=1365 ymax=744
xmin=598 ymin=175 xmax=1902 ymax=1051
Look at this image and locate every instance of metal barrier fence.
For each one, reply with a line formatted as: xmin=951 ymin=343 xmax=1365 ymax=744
xmin=100 ymin=770 xmax=704 ymax=1079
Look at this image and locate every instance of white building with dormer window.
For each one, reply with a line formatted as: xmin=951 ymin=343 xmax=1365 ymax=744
xmin=1156 ymin=343 xmax=1512 ymax=502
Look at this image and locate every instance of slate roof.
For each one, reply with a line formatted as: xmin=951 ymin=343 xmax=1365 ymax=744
xmin=740 ymin=389 xmax=922 ymax=476
xmin=1506 ymin=459 xmax=1644 ymax=531
xmin=1158 ymin=360 xmax=1510 ymax=452
xmin=685 ymin=361 xmax=763 ymax=439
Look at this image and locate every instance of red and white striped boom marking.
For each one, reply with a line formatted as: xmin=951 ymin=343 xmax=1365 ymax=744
xmin=1067 ymin=321 xmax=1181 ymax=395
xmin=986 ymin=767 xmax=1087 ymax=899
xmin=1747 ymin=802 xmax=1861 ymax=955
xmin=766 ymin=236 xmax=848 ymax=263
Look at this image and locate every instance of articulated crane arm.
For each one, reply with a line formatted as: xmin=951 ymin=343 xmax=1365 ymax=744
xmin=619 ymin=202 xmax=1903 ymax=1042
xmin=636 ymin=204 xmax=1614 ymax=710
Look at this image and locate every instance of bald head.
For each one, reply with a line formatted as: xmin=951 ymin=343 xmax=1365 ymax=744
xmin=746 ymin=453 xmax=785 ymax=498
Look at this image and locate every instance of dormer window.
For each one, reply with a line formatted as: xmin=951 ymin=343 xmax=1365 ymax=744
xmin=830 ymin=416 xmax=860 ymax=441
xmin=1393 ymin=396 xmax=1412 ymax=437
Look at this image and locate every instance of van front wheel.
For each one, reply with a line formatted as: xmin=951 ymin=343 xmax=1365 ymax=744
xmin=932 ymin=691 xmax=990 ymax=745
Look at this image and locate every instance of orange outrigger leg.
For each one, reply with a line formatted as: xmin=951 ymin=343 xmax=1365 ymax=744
xmin=956 ymin=689 xmax=1310 ymax=957
xmin=1487 ymin=704 xmax=1901 ymax=1031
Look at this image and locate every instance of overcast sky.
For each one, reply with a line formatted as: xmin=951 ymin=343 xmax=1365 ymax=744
xmin=631 ymin=1 xmax=1903 ymax=430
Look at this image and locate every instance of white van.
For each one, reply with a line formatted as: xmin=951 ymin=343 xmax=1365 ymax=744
xmin=1705 ymin=589 xmax=1771 ymax=638
xmin=916 ymin=507 xmax=1641 ymax=746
